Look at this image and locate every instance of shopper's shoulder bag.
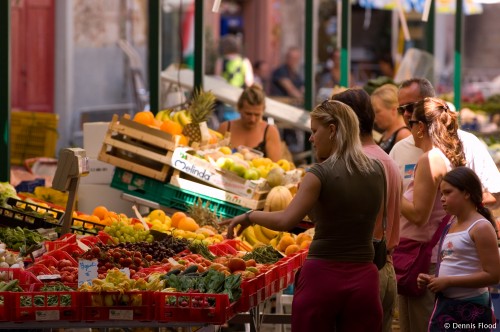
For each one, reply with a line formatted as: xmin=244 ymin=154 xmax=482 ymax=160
xmin=393 ymin=214 xmax=452 ymax=297
xmin=372 ymin=159 xmax=388 ymax=270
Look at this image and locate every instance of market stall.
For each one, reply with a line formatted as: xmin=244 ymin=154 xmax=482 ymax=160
xmin=0 ymin=95 xmax=311 ymax=330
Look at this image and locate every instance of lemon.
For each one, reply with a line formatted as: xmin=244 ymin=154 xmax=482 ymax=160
xmin=218 ymin=146 xmax=232 ymax=155
xmin=148 ymin=209 xmax=166 ymax=222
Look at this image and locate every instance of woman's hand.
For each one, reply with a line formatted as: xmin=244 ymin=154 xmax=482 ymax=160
xmin=220 ymin=213 xmax=253 ymax=239
xmin=417 ymin=273 xmax=432 ymax=289
xmin=427 ymin=276 xmax=450 ymax=293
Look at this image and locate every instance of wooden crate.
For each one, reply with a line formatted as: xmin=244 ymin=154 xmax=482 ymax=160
xmin=169 ymin=170 xmax=266 ymax=210
xmin=98 ymin=114 xmax=179 ymax=181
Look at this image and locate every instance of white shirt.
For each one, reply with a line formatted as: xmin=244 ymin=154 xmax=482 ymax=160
xmin=389 ymin=130 xmax=500 ymax=193
xmin=439 ymin=219 xmax=489 ymax=299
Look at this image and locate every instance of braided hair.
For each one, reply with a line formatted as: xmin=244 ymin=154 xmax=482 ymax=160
xmin=442 ymin=167 xmax=497 ymax=235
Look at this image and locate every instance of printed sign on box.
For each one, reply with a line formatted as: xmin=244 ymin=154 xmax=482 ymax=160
xmin=169 ymin=148 xmax=265 ymax=198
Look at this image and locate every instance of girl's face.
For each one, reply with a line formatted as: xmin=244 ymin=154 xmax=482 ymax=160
xmin=239 ymin=101 xmax=264 ymax=129
xmin=309 ymin=117 xmax=335 ymax=163
xmin=440 ymin=180 xmax=470 ymax=215
xmin=372 ymin=96 xmax=394 ymax=131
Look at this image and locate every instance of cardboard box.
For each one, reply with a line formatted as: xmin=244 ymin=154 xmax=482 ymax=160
xmin=167 ymin=147 xmax=266 ymax=198
xmin=83 ymin=122 xmax=109 ymax=158
xmin=80 ymin=158 xmax=115 ymax=185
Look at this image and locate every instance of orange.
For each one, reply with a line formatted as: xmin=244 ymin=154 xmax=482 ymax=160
xmin=295 ymin=233 xmax=312 ymax=246
xmin=171 ymin=212 xmax=187 ymax=228
xmin=300 ymin=240 xmax=311 ymax=250
xmin=92 ymin=206 xmax=109 ymax=220
xmin=285 ymin=244 xmax=300 ymax=256
xmin=133 ymin=111 xmax=155 ymax=126
xmin=178 ymin=217 xmax=200 ymax=232
xmin=160 ymin=120 xmax=183 ymax=136
xmin=177 ymin=134 xmax=189 ymax=146
xmin=277 ymin=235 xmax=295 ymax=252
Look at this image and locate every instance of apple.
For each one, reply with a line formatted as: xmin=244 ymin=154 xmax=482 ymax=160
xmin=230 ymin=163 xmax=247 ymax=177
xmin=216 ymin=157 xmax=235 ymax=170
xmin=244 ymin=167 xmax=260 ymax=180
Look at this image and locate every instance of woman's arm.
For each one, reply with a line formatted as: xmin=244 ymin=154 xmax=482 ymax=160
xmin=265 ymin=125 xmax=283 ymax=162
xmin=224 ymin=172 xmax=321 ymax=237
xmin=243 ymin=58 xmax=254 ymax=87
xmin=427 ymin=221 xmax=500 ymax=292
xmin=401 ymin=151 xmax=447 ymax=226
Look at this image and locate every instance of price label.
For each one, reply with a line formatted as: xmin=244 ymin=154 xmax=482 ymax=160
xmin=78 ymin=259 xmax=98 ymax=287
xmin=36 ymin=310 xmax=60 ymax=321
xmin=109 ymin=309 xmax=134 ymax=320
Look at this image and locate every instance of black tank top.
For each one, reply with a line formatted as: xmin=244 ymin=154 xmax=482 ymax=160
xmin=378 ymin=126 xmax=409 ymax=154
xmin=227 ymin=121 xmax=269 ymax=156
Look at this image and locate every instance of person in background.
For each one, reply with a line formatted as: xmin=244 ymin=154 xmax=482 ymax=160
xmin=389 ymin=78 xmax=500 ymax=207
xmin=399 ymin=97 xmax=466 ymax=332
xmin=332 ymin=88 xmax=402 ymax=332
xmin=418 ymin=167 xmax=500 ymax=328
xmin=270 ymin=46 xmax=304 ymax=100
xmin=214 ymin=34 xmax=254 ymax=88
xmin=253 ymin=60 xmax=270 ymax=94
xmin=224 ymin=99 xmax=384 ymax=332
xmin=270 ymin=46 xmax=305 ymax=154
xmin=213 ymin=34 xmax=254 ymax=123
xmin=218 ymin=84 xmax=282 ymax=162
xmin=371 ymin=84 xmax=411 ymax=154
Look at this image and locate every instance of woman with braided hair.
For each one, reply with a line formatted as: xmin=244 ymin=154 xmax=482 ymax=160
xmin=397 ymin=97 xmax=466 ymax=332
xmin=418 ymin=166 xmax=500 ymax=329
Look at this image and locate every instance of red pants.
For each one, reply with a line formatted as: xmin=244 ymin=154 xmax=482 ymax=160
xmin=292 ymin=259 xmax=382 ymax=332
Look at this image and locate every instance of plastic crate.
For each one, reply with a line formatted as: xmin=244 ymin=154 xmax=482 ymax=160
xmin=160 ymin=184 xmax=249 ymax=219
xmin=0 ymin=197 xmax=63 ymax=230
xmin=34 ymin=256 xmax=58 ymax=269
xmin=0 ymin=268 xmax=42 ymax=286
xmin=81 ymin=291 xmax=154 ymax=321
xmin=26 ymin=264 xmax=52 ymax=276
xmin=236 ymin=274 xmax=264 ymax=312
xmin=44 ymin=250 xmax=78 ymax=267
xmin=11 ymin=287 xmax=80 ymax=322
xmin=155 ymin=292 xmax=235 ymax=324
xmin=10 ymin=111 xmax=58 ymax=165
xmin=45 ymin=233 xmax=77 ymax=252
xmin=70 ymin=217 xmax=105 ymax=236
xmin=0 ymin=292 xmax=11 ymax=321
xmin=111 ymin=167 xmax=167 ymax=201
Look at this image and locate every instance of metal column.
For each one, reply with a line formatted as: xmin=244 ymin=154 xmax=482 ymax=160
xmin=148 ymin=0 xmax=161 ymax=115
xmin=0 ymin=1 xmax=10 ymax=182
xmin=340 ymin=0 xmax=351 ymax=87
xmin=454 ymin=0 xmax=463 ymax=110
xmin=194 ymin=0 xmax=204 ymax=90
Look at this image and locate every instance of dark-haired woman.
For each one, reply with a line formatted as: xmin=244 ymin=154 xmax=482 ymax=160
xmin=417 ymin=166 xmax=500 ymax=329
xmin=398 ymin=97 xmax=467 ymax=332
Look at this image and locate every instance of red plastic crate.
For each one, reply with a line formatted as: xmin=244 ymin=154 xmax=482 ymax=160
xmin=79 ymin=236 xmax=102 ymax=247
xmin=0 ymin=268 xmax=42 ymax=286
xmin=0 ymin=292 xmax=11 ymax=321
xmin=57 ymin=243 xmax=85 ymax=256
xmin=97 ymin=231 xmax=116 ymax=245
xmin=81 ymin=291 xmax=154 ymax=321
xmin=44 ymin=250 xmax=78 ymax=267
xmin=34 ymin=255 xmax=58 ymax=268
xmin=262 ymin=267 xmax=278 ymax=301
xmin=10 ymin=288 xmax=81 ymax=321
xmin=236 ymin=276 xmax=261 ymax=312
xmin=156 ymin=292 xmax=235 ymax=324
xmin=26 ymin=264 xmax=52 ymax=276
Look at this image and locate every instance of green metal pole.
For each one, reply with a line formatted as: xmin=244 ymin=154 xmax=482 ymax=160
xmin=454 ymin=0 xmax=463 ymax=110
xmin=424 ymin=0 xmax=435 ymax=55
xmin=0 ymin=1 xmax=10 ymax=182
xmin=304 ymin=0 xmax=314 ymax=111
xmin=194 ymin=0 xmax=204 ymax=90
xmin=148 ymin=0 xmax=161 ymax=115
xmin=340 ymin=0 xmax=351 ymax=87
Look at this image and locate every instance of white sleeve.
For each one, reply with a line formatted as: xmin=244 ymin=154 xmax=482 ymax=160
xmin=244 ymin=58 xmax=254 ymax=87
xmin=465 ymin=136 xmax=500 ymax=194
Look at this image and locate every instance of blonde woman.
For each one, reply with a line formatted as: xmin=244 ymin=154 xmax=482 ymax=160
xmin=218 ymin=84 xmax=282 ymax=161
xmin=371 ymin=84 xmax=411 ymax=153
xmin=224 ymin=100 xmax=384 ymax=331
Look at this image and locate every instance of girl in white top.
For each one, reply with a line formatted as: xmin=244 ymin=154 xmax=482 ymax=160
xmin=417 ymin=166 xmax=500 ymax=310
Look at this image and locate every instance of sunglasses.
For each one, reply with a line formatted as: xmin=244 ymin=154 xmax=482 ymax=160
xmin=397 ymin=102 xmax=416 ymax=115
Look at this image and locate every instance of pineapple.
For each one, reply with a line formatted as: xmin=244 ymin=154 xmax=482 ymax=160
xmin=182 ymin=88 xmax=216 ymax=143
xmin=187 ymin=198 xmax=225 ymax=233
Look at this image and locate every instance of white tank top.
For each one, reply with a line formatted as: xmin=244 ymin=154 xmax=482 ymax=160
xmin=439 ymin=219 xmax=490 ymax=299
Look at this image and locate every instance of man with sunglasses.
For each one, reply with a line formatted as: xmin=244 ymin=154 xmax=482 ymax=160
xmin=389 ymin=78 xmax=500 ymax=332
